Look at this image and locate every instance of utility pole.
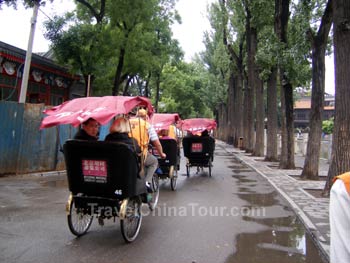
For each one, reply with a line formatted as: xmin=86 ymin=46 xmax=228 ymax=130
xmin=18 ymin=1 xmax=39 ymax=103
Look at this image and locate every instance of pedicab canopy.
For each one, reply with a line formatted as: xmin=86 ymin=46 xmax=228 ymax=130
xmin=181 ymin=118 xmax=217 ymax=134
xmin=40 ymin=96 xmax=153 ymax=129
xmin=150 ymin=113 xmax=181 ymax=132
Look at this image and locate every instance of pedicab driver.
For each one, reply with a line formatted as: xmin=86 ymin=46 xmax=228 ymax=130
xmin=129 ymin=109 xmax=166 ymax=190
xmin=330 ymin=172 xmax=350 ymax=263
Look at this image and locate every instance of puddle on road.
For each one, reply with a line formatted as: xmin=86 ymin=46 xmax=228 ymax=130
xmin=238 ymin=191 xmax=279 ymax=207
xmin=227 ymin=161 xmax=327 ymax=263
xmin=225 ymin=227 xmax=325 ymax=263
xmin=39 ymin=176 xmax=68 ymax=188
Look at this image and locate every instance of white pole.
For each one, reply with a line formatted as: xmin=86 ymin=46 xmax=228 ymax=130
xmin=18 ymin=2 xmax=39 ymax=103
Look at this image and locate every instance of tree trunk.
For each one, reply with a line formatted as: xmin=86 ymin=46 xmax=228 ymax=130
xmin=228 ymin=74 xmax=235 ymax=144
xmin=243 ymin=77 xmax=250 ymax=151
xmin=112 ymin=47 xmax=126 ymax=96
xmin=265 ymin=67 xmax=278 ymax=161
xmin=254 ymin=64 xmax=264 ymax=156
xmin=83 ymin=74 xmax=94 ymax=96
xmin=284 ymin=81 xmax=295 ymax=168
xmin=248 ymin=25 xmax=264 ymax=156
xmin=245 ymin=5 xmax=255 ymax=153
xmin=234 ymin=72 xmax=244 ymax=147
xmin=220 ymin=0 xmax=244 ymax=146
xmin=275 ymin=0 xmax=294 ymax=169
xmin=155 ymin=73 xmax=160 ymax=112
xmin=123 ymin=75 xmax=134 ymax=96
xmin=144 ymin=72 xmax=151 ymax=97
xmin=324 ymin=0 xmax=350 ymax=193
xmin=301 ymin=0 xmax=333 ymax=180
xmin=279 ymin=78 xmax=295 ymax=168
xmin=279 ymin=79 xmax=288 ymax=166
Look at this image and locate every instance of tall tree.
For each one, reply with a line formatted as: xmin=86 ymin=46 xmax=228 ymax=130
xmin=44 ymin=17 xmax=105 ymax=95
xmin=44 ymin=0 xmax=179 ymax=98
xmin=243 ymin=0 xmax=255 ymax=153
xmin=160 ymin=62 xmax=213 ymax=118
xmin=275 ymin=0 xmax=295 ymax=169
xmin=301 ymin=0 xmax=333 ymax=180
xmin=256 ymin=27 xmax=280 ymax=161
xmin=324 ymin=0 xmax=350 ymax=193
xmin=219 ymin=0 xmax=244 ymax=146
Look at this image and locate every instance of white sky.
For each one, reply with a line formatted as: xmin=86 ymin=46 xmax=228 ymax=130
xmin=0 ymin=0 xmax=334 ymax=94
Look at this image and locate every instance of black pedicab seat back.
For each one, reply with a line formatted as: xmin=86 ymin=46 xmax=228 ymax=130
xmin=63 ymin=140 xmax=146 ymax=199
xmin=182 ymin=136 xmax=214 ymax=164
xmin=158 ymin=138 xmax=178 ymax=166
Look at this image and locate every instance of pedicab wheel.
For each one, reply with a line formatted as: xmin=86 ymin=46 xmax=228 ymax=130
xmin=67 ymin=198 xmax=93 ymax=237
xmin=170 ymin=167 xmax=177 ymax=191
xmin=120 ymin=197 xmax=142 ymax=243
xmin=150 ymin=174 xmax=160 ymax=210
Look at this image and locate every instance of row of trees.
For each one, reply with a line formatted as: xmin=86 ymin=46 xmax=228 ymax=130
xmin=200 ymin=0 xmax=330 ymax=171
xmin=199 ymin=0 xmax=349 ymax=192
xmin=3 ymin=0 xmax=349 ymax=192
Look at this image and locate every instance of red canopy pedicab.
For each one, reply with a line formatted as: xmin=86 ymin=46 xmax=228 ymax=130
xmin=181 ymin=118 xmax=216 ymax=177
xmin=40 ymin=96 xmax=158 ymax=243
xmin=150 ymin=113 xmax=181 ymax=190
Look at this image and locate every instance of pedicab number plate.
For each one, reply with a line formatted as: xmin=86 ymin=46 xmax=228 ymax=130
xmin=191 ymin=143 xmax=203 ymax=152
xmin=82 ymin=160 xmax=107 ymax=183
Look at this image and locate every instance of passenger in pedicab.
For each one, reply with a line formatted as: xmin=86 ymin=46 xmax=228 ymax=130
xmin=105 ymin=116 xmax=154 ymax=204
xmin=104 ymin=116 xmax=141 ymax=154
xmin=74 ymin=117 xmax=100 ymax=141
xmin=129 ymin=109 xmax=166 ymax=192
xmin=158 ymin=127 xmax=177 ymax=141
xmin=201 ymin=129 xmax=215 ymax=161
xmin=158 ymin=129 xmax=172 ymax=140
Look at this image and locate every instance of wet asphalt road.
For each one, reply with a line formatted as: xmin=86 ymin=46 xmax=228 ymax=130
xmin=0 ymin=144 xmax=327 ymax=263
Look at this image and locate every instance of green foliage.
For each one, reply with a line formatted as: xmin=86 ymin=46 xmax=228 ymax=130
xmin=1 ymin=0 xmax=52 ymax=9
xmin=42 ymin=0 xmax=182 ymax=97
xmin=44 ymin=16 xmax=106 ymax=77
xmin=160 ymin=62 xmax=213 ymax=119
xmin=322 ymin=117 xmax=334 ymax=134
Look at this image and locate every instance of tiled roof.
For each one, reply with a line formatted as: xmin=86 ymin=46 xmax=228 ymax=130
xmin=294 ymin=99 xmax=335 ymax=110
xmin=294 ymin=100 xmax=311 ymax=109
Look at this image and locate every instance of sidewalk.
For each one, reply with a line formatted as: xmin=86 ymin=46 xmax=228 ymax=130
xmin=218 ymin=140 xmax=330 ymax=262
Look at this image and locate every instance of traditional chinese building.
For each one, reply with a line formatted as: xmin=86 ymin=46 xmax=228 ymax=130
xmin=294 ymin=94 xmax=335 ymax=129
xmin=0 ymin=41 xmax=84 ymax=105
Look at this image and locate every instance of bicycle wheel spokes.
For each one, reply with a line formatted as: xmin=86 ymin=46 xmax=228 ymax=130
xmin=120 ymin=198 xmax=142 ymax=243
xmin=67 ymin=199 xmax=93 ymax=237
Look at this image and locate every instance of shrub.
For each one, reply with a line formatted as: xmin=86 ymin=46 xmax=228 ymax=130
xmin=322 ymin=117 xmax=334 ymax=134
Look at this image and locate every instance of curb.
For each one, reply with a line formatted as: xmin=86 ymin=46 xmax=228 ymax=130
xmin=18 ymin=170 xmax=66 ymax=177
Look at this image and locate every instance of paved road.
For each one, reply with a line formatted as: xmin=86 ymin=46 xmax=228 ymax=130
xmin=0 ymin=142 xmax=327 ymax=263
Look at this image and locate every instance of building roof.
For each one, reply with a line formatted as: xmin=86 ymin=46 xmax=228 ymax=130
xmin=294 ymin=97 xmax=334 ymax=110
xmin=294 ymin=99 xmax=311 ymax=109
xmin=0 ymin=41 xmax=77 ymax=79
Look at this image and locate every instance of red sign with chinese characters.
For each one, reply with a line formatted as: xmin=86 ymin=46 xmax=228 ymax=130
xmin=82 ymin=160 xmax=107 ymax=177
xmin=191 ymin=143 xmax=203 ymax=153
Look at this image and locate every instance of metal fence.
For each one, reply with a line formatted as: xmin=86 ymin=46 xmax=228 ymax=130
xmin=0 ymin=101 xmax=74 ymax=175
xmin=0 ymin=101 xmax=112 ymax=175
